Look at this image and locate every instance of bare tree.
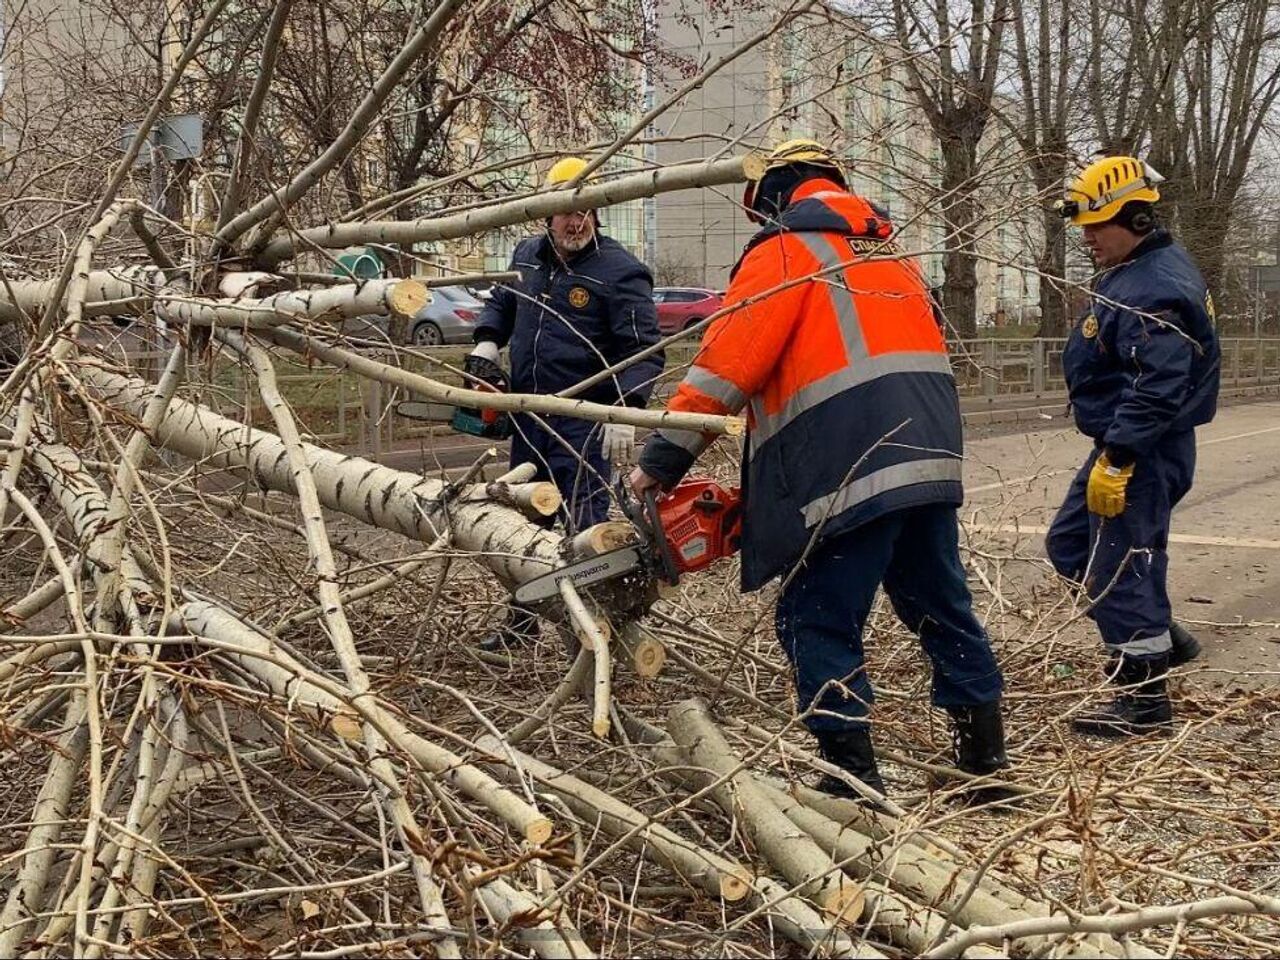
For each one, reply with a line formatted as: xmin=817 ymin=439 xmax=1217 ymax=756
xmin=1153 ymin=0 xmax=1280 ymax=299
xmin=888 ymin=0 xmax=1011 ymax=337
xmin=1005 ymin=0 xmax=1083 ymax=336
xmin=1084 ymin=0 xmax=1280 ymax=303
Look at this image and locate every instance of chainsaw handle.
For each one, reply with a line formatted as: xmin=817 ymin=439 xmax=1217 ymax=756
xmin=642 ymin=487 xmax=682 ymax=587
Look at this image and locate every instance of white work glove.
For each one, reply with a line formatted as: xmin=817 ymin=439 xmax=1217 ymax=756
xmin=470 ymin=340 xmax=500 ymax=363
xmin=602 ymin=423 xmax=636 ymax=466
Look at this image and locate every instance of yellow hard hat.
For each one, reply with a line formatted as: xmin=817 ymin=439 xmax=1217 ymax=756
xmin=1057 ymin=156 xmax=1163 ymax=226
xmin=754 ymin=138 xmax=841 ymax=179
xmin=546 ymin=156 xmax=592 ymax=187
xmin=743 ymin=138 xmax=843 ymax=223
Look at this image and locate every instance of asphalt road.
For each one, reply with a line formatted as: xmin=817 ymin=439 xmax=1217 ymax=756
xmin=355 ymin=391 xmax=1280 ymax=676
xmin=961 ymin=400 xmax=1280 ymax=678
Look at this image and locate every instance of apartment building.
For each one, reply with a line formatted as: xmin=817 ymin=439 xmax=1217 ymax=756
xmin=649 ymin=1 xmax=1043 ymax=325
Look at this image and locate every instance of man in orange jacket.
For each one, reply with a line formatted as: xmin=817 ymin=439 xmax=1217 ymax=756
xmin=630 ymin=140 xmax=1008 ymax=801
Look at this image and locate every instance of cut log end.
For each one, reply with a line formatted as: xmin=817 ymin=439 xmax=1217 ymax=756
xmin=528 ymin=482 xmax=562 ymax=517
xmin=329 ymin=712 xmax=363 ymax=742
xmin=631 ymin=636 xmax=666 ymax=678
xmin=568 ymin=520 xmax=634 ymax=559
xmin=722 ymin=416 xmax=747 ymax=437
xmin=719 ymin=869 xmax=752 ymax=902
xmin=591 ymin=717 xmax=611 ymax=738
xmin=524 ymin=817 xmax=554 ymax=846
xmin=388 ymin=280 xmax=430 ymax=317
xmin=822 ymin=883 xmax=865 ymax=924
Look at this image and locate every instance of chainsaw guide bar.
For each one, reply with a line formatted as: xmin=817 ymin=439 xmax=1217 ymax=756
xmin=512 ymin=545 xmax=648 ymax=605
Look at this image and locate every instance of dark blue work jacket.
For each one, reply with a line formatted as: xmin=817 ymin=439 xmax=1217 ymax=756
xmin=475 ymin=233 xmax=663 ymax=407
xmin=1064 ymin=230 xmax=1220 ymax=462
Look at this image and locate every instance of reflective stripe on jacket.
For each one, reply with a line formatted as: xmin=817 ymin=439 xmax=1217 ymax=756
xmin=639 ymin=178 xmax=964 ymax=590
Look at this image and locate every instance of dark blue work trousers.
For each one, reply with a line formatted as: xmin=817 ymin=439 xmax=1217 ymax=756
xmin=1046 ymin=431 xmax=1196 ymax=653
xmin=509 ymin=413 xmax=610 ymax=532
xmin=775 ymin=505 xmax=1005 ymax=733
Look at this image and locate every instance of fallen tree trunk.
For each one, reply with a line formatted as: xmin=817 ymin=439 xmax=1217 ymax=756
xmin=632 ymin=719 xmax=1113 ymax=960
xmin=766 ymin=779 xmax=1154 ymax=959
xmin=256 ymin=156 xmax=751 ymax=266
xmin=77 ymin=364 xmax=564 ymax=586
xmin=157 ymin=278 xmax=428 ymax=327
xmin=474 ymin=734 xmax=752 ymax=903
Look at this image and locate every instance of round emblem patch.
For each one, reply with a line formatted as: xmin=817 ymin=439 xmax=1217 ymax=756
xmin=1081 ymin=314 xmax=1099 ymax=338
xmin=568 ymin=286 xmax=590 ymax=309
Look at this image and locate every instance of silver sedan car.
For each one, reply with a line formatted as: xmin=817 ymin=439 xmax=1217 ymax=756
xmin=343 ymin=285 xmax=488 ymax=346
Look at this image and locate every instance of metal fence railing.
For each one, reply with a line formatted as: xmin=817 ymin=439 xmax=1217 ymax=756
xmin=105 ymin=336 xmax=1280 ymax=454
xmin=948 ymin=337 xmax=1280 ymax=398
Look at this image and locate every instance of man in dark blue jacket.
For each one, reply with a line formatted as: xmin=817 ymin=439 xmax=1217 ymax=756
xmin=1048 ymin=156 xmax=1220 ymax=737
xmin=470 ymin=155 xmax=663 ymax=650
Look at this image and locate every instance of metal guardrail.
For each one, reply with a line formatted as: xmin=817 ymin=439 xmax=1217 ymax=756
xmin=948 ymin=338 xmax=1280 ymax=398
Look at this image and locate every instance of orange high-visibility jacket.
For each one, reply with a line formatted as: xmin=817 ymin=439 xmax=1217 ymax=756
xmin=639 ymin=179 xmax=964 ymax=589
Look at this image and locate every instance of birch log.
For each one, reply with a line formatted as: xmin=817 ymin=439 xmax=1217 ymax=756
xmin=666 ymin=699 xmax=864 ymax=921
xmin=616 ymin=622 xmax=666 ymax=679
xmin=471 ymin=870 xmax=596 ymax=960
xmin=474 ymin=735 xmax=752 ymax=902
xmin=156 ymin=278 xmax=428 ymax=327
xmin=0 ymin=266 xmax=164 ymax=323
xmin=257 ymin=156 xmax=751 ymax=265
xmin=77 ymin=365 xmax=564 ymax=586
xmin=774 ymin=781 xmax=1152 ymax=959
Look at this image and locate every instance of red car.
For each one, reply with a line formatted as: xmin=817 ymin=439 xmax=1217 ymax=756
xmin=654 ymin=287 xmax=723 ymax=335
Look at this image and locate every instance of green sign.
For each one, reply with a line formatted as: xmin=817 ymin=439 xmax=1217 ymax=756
xmin=333 ymin=249 xmax=384 ymax=279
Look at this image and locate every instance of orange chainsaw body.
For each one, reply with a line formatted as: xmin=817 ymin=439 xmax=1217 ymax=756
xmin=655 ymin=479 xmax=742 ymax=575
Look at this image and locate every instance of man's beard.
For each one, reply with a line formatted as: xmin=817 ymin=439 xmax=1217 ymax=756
xmin=555 ymin=230 xmax=592 ymax=254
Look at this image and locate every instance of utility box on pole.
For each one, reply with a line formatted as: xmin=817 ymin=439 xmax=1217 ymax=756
xmin=115 ymin=113 xmax=203 ymax=168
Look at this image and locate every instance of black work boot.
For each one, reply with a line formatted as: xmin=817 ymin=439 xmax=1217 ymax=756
xmin=814 ymin=725 xmax=887 ymax=801
xmin=477 ymin=606 xmax=539 ymax=653
xmin=1169 ymin=621 xmax=1202 ymax=667
xmin=1071 ymin=652 xmax=1172 ymax=738
xmin=950 ymin=702 xmax=1009 ymax=777
xmin=947 ymin=702 xmax=1017 ymax=804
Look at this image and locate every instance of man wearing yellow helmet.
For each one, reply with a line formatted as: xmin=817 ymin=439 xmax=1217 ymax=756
xmin=469 ymin=155 xmax=664 ymax=651
xmin=1048 ymin=155 xmax=1221 ymax=737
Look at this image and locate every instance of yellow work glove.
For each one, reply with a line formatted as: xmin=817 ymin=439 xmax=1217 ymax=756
xmin=1086 ymin=454 xmax=1135 ymax=518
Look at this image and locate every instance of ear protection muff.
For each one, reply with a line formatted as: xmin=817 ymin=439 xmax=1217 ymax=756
xmin=1114 ymin=200 xmax=1156 ymax=234
xmin=1128 ymin=207 xmax=1154 ymax=233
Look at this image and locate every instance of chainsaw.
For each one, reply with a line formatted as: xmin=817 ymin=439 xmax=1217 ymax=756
xmin=512 ymin=478 xmax=743 ymax=606
xmin=395 ymin=355 xmax=512 ymax=439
